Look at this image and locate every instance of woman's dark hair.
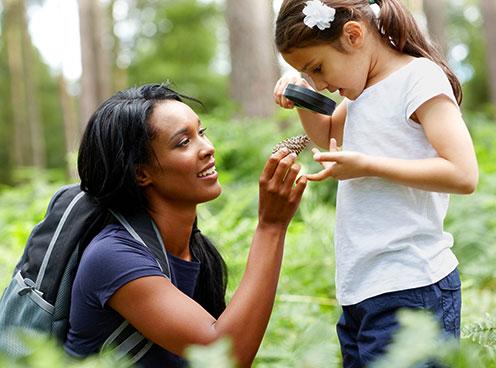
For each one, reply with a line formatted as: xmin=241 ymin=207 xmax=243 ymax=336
xmin=78 ymin=83 xmax=227 ymax=317
xmin=275 ymin=0 xmax=462 ymax=105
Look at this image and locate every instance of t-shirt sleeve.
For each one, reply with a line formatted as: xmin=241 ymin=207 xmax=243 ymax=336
xmin=405 ymin=59 xmax=459 ymax=120
xmin=77 ymin=230 xmax=166 ymax=308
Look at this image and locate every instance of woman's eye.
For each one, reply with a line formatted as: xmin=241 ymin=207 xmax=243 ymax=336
xmin=199 ymin=127 xmax=207 ymax=136
xmin=313 ymin=65 xmax=322 ymax=74
xmin=178 ymin=138 xmax=190 ymax=147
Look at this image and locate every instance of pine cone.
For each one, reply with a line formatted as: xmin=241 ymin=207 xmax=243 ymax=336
xmin=272 ymin=134 xmax=310 ymax=156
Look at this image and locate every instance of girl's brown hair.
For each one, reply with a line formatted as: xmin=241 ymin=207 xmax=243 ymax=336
xmin=275 ymin=0 xmax=462 ymax=105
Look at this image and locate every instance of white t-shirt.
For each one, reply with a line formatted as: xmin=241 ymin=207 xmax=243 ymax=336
xmin=335 ymin=57 xmax=459 ymax=306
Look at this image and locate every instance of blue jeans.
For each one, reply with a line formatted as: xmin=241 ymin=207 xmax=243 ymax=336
xmin=336 ymin=268 xmax=461 ymax=368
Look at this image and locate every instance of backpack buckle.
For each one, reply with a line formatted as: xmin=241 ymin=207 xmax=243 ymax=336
xmin=18 ymin=277 xmax=42 ymax=297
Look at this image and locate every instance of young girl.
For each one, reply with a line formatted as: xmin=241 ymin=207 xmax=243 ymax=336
xmin=273 ymin=0 xmax=478 ymax=366
xmin=64 ymin=83 xmax=306 ymax=367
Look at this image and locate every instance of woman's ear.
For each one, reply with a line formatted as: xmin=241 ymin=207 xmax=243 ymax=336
xmin=341 ymin=21 xmax=365 ymax=49
xmin=136 ymin=165 xmax=152 ymax=187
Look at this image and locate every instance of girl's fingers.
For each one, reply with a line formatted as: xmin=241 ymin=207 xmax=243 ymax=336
xmin=305 ymin=167 xmax=335 ymax=181
xmin=313 ymin=151 xmax=342 ymax=163
xmin=329 ymin=138 xmax=338 ymax=151
xmin=281 ymin=96 xmax=294 ymax=109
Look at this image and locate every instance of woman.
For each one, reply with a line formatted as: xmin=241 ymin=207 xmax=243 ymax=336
xmin=64 ymin=83 xmax=307 ymax=367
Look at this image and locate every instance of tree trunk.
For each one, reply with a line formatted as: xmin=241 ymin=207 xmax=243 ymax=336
xmin=225 ymin=0 xmax=279 ymax=118
xmin=22 ymin=13 xmax=46 ymax=169
xmin=78 ymin=0 xmax=113 ymax=129
xmin=480 ymin=0 xmax=496 ymax=108
xmin=58 ymin=74 xmax=80 ymax=181
xmin=422 ymin=0 xmax=448 ymax=57
xmin=4 ymin=0 xmax=31 ymax=166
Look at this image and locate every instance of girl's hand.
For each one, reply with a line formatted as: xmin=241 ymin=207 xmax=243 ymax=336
xmin=258 ymin=148 xmax=307 ymax=227
xmin=306 ymin=138 xmax=370 ymax=181
xmin=273 ymin=73 xmax=313 ymax=109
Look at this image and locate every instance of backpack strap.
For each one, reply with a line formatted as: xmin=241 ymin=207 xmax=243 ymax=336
xmin=101 ymin=320 xmax=153 ymax=365
xmin=35 ymin=189 xmax=86 ymax=291
xmin=108 ymin=209 xmax=171 ymax=278
xmin=102 ymin=208 xmax=171 ymax=362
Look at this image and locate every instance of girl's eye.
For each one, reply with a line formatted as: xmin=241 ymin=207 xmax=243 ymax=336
xmin=199 ymin=127 xmax=207 ymax=136
xmin=313 ymin=65 xmax=322 ymax=74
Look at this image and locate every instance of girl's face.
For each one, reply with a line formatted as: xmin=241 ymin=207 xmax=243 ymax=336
xmin=282 ymin=42 xmax=371 ymax=100
xmin=140 ymin=100 xmax=222 ymax=206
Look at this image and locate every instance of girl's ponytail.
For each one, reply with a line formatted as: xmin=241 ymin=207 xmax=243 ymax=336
xmin=190 ymin=220 xmax=227 ymax=318
xmin=374 ymin=0 xmax=462 ymax=104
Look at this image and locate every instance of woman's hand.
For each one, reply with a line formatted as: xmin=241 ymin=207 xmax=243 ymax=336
xmin=306 ymin=138 xmax=370 ymax=181
xmin=273 ymin=72 xmax=313 ymax=109
xmin=258 ymin=148 xmax=307 ymax=227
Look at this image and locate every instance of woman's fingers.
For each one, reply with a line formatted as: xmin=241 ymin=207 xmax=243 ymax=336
xmin=261 ymin=148 xmax=290 ymax=183
xmin=280 ymin=163 xmax=301 ymax=197
xmin=271 ymin=153 xmax=297 ymax=185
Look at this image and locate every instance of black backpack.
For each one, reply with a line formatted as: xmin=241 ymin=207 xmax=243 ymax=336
xmin=0 ymin=184 xmax=171 ymax=364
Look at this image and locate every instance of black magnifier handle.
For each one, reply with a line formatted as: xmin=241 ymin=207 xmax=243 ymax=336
xmin=283 ymin=83 xmax=337 ymax=116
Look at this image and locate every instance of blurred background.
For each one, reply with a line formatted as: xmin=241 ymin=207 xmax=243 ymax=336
xmin=0 ymin=0 xmax=496 ymax=367
xmin=0 ymin=0 xmax=494 ymax=183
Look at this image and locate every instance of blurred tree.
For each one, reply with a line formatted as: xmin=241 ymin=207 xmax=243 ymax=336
xmin=423 ymin=0 xmax=447 ymax=57
xmin=447 ymin=1 xmax=490 ymax=112
xmin=126 ymin=0 xmax=226 ymax=109
xmin=58 ymin=74 xmax=79 ymax=180
xmin=0 ymin=26 xmax=12 ymax=182
xmin=4 ymin=0 xmax=45 ymax=169
xmin=480 ymin=0 xmax=496 ymax=109
xmin=225 ymin=0 xmax=279 ymax=118
xmin=78 ymin=0 xmax=113 ymax=127
xmin=108 ymin=0 xmax=128 ymax=92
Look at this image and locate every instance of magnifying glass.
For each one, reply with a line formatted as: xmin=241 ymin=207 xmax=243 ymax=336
xmin=283 ymin=83 xmax=337 ymax=116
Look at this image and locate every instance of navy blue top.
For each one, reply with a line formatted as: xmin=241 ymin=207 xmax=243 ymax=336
xmin=64 ymin=224 xmax=201 ymax=367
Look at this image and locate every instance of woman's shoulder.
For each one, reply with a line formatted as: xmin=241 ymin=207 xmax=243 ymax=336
xmin=80 ymin=223 xmax=160 ymax=275
xmin=75 ymin=224 xmax=165 ymax=304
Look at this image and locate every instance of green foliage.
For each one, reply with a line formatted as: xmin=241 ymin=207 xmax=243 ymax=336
xmin=445 ymin=117 xmax=496 ymax=288
xmin=371 ymin=310 xmax=442 ymax=368
xmin=127 ymin=0 xmax=227 ymax=108
xmin=372 ymin=310 xmax=496 ymax=368
xmin=447 ymin=1 xmax=492 ymax=112
xmin=186 ymin=338 xmax=236 ymax=368
xmin=463 ymin=313 xmax=496 ymax=348
xmin=0 ymin=331 xmax=133 ymax=368
xmin=0 ymin=113 xmax=496 ymax=366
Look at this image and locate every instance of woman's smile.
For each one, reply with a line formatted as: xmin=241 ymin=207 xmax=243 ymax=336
xmin=197 ymin=163 xmax=217 ymax=179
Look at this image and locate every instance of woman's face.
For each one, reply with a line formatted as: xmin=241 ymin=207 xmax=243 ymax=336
xmin=140 ymin=100 xmax=222 ymax=206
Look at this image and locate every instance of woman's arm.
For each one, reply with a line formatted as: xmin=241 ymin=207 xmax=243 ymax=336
xmin=307 ymin=95 xmax=479 ymax=194
xmin=108 ymin=149 xmax=307 ymax=367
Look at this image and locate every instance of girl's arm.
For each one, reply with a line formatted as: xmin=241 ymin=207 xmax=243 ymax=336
xmin=108 ymin=149 xmax=307 ymax=367
xmin=273 ymin=74 xmax=347 ymax=149
xmin=297 ymin=100 xmax=347 ymax=149
xmin=308 ymin=95 xmax=479 ymax=194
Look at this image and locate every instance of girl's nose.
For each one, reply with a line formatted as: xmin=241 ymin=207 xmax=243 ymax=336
xmin=313 ymin=79 xmax=328 ymax=91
